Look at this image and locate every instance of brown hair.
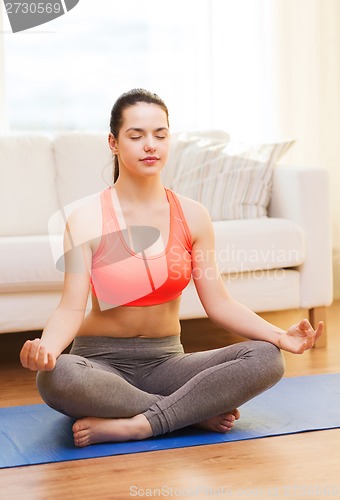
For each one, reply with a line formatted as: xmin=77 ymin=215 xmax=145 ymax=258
xmin=109 ymin=88 xmax=170 ymax=183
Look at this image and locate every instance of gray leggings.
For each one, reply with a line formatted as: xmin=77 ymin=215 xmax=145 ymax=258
xmin=37 ymin=335 xmax=285 ymax=437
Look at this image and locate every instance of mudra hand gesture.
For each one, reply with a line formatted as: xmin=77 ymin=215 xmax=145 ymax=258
xmin=278 ymin=319 xmax=323 ymax=354
xmin=20 ymin=339 xmax=56 ymax=371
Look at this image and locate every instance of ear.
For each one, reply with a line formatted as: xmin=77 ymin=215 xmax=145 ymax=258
xmin=108 ymin=133 xmax=119 ymax=154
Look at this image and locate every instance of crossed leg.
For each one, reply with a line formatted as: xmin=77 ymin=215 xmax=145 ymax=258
xmin=37 ymin=340 xmax=284 ymax=447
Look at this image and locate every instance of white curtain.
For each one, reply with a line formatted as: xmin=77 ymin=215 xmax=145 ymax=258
xmin=211 ymin=0 xmax=340 ymax=299
xmin=210 ymin=0 xmax=283 ymax=141
xmin=271 ymin=0 xmax=340 ymax=299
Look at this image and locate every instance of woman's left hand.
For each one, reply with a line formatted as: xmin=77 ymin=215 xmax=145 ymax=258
xmin=277 ymin=319 xmax=324 ymax=354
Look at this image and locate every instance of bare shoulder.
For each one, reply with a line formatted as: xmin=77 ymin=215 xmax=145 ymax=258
xmin=174 ymin=192 xmax=213 ymax=243
xmin=63 ymin=191 xmax=103 ymax=251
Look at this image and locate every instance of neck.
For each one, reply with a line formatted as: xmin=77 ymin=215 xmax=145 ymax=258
xmin=114 ymin=175 xmax=166 ymax=204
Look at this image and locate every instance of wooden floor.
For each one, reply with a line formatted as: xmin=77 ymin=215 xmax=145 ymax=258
xmin=0 ymin=302 xmax=339 ymax=499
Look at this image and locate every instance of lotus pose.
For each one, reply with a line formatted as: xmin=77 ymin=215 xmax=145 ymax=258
xmin=20 ymin=89 xmax=323 ymax=447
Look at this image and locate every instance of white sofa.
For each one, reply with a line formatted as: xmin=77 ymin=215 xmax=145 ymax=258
xmin=0 ymin=132 xmax=333 ymax=344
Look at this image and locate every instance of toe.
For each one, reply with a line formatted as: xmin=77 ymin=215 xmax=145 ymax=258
xmin=224 ymin=420 xmax=234 ymax=429
xmin=72 ymin=418 xmax=88 ymax=434
xmin=72 ymin=421 xmax=82 ymax=433
xmin=233 ymin=409 xmax=241 ymax=420
xmin=226 ymin=414 xmax=236 ymax=423
xmin=73 ymin=429 xmax=88 ymax=441
xmin=218 ymin=423 xmax=230 ymax=433
xmin=74 ymin=435 xmax=90 ymax=448
xmin=220 ymin=414 xmax=235 ymax=424
xmin=73 ymin=428 xmax=84 ymax=441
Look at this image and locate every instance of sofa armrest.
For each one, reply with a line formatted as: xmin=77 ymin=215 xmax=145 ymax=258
xmin=268 ymin=165 xmax=333 ymax=309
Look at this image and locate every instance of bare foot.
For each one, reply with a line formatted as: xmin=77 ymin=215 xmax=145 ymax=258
xmin=72 ymin=414 xmax=153 ymax=447
xmin=195 ymin=409 xmax=240 ymax=433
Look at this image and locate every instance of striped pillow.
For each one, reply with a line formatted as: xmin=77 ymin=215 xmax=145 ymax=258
xmin=161 ymin=130 xmax=229 ymax=188
xmin=170 ymin=139 xmax=294 ymax=220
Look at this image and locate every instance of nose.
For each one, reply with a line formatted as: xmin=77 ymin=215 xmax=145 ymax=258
xmin=144 ymin=137 xmax=156 ymax=152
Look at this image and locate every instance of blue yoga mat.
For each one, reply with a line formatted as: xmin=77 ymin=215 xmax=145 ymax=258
xmin=1 ymin=373 xmax=340 ymax=469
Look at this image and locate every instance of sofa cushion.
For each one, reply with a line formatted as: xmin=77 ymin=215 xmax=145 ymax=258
xmin=0 ymin=236 xmax=63 ymax=292
xmin=171 ymin=139 xmax=293 ymax=220
xmin=0 ymin=292 xmax=63 ymax=333
xmin=213 ymin=217 xmax=305 ymax=274
xmin=0 ymin=135 xmax=59 ymax=236
xmin=0 ymin=218 xmax=303 ymax=294
xmin=54 ymin=132 xmax=112 ymax=208
xmin=180 ymin=268 xmax=300 ymax=318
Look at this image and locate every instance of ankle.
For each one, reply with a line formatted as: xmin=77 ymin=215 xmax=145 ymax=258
xmin=131 ymin=414 xmax=153 ymax=439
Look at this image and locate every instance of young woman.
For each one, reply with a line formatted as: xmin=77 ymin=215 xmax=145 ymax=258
xmin=20 ymin=89 xmax=323 ymax=448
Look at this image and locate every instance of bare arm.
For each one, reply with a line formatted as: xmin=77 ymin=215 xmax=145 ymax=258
xmin=190 ymin=203 xmax=323 ymax=353
xmin=20 ymin=217 xmax=93 ymax=371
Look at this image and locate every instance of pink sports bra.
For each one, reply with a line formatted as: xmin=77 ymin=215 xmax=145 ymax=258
xmin=90 ymin=187 xmax=193 ymax=308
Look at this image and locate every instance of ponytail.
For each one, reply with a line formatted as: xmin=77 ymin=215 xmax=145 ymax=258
xmin=113 ymin=155 xmax=119 ymax=183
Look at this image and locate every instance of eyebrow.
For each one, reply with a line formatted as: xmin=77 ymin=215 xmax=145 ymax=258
xmin=125 ymin=127 xmax=169 ymax=133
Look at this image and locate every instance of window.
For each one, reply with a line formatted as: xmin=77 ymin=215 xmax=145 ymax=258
xmin=2 ymin=0 xmax=212 ymax=133
xmin=2 ymin=0 xmax=282 ymax=139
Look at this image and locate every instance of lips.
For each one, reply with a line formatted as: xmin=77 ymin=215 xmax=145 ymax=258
xmin=141 ymin=156 xmax=159 ymax=161
xmin=140 ymin=156 xmax=160 ymax=165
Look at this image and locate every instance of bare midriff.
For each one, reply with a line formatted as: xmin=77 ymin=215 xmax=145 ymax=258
xmin=76 ymin=293 xmax=182 ymax=339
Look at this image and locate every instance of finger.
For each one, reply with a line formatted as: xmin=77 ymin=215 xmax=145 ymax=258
xmin=45 ymin=352 xmax=56 ymax=371
xmin=27 ymin=338 xmax=41 ymax=370
xmin=20 ymin=340 xmax=32 ymax=368
xmin=20 ymin=340 xmax=31 ymax=368
xmin=37 ymin=345 xmax=56 ymax=371
xmin=304 ymin=336 xmax=314 ymax=350
xmin=299 ymin=319 xmax=312 ymax=332
xmin=303 ymin=321 xmax=323 ymax=350
xmin=307 ymin=321 xmax=323 ymax=348
xmin=314 ymin=321 xmax=324 ymax=343
xmin=292 ymin=336 xmax=310 ymax=354
xmin=20 ymin=339 xmax=39 ymax=369
xmin=37 ymin=345 xmax=47 ymax=369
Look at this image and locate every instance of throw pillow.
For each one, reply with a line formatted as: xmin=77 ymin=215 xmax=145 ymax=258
xmin=161 ymin=130 xmax=229 ymax=188
xmin=171 ymin=139 xmax=294 ymax=220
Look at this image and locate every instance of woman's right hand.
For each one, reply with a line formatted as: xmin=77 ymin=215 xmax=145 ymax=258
xmin=20 ymin=338 xmax=56 ymax=371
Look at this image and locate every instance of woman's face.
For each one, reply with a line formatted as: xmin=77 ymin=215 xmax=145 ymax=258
xmin=109 ymin=102 xmax=170 ymax=179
